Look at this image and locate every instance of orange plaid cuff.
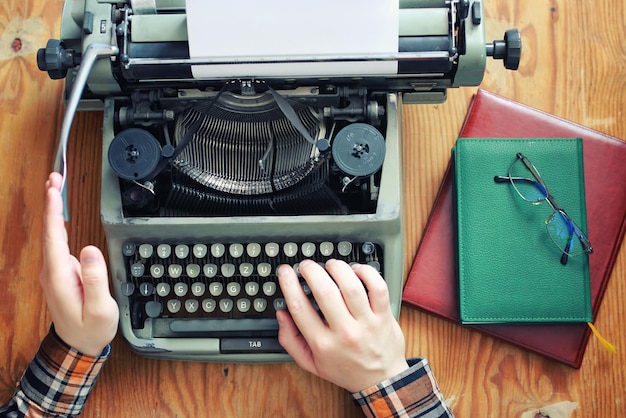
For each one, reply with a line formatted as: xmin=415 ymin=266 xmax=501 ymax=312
xmin=351 ymin=358 xmax=454 ymax=418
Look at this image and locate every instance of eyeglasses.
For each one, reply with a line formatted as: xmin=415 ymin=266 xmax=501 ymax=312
xmin=494 ymin=152 xmax=593 ymax=265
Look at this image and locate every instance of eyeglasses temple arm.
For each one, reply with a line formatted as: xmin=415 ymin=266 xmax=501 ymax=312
xmin=518 ymin=153 xmax=548 ymax=186
xmin=493 ymin=175 xmax=537 ymax=184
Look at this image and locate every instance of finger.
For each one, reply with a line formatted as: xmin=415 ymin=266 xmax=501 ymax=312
xmin=276 ymin=310 xmax=317 ymax=373
xmin=42 ymin=178 xmax=70 ymax=278
xmin=297 ymin=260 xmax=352 ymax=330
xmin=79 ymin=246 xmax=114 ymax=312
xmin=277 ymin=263 xmax=327 ymax=341
xmin=351 ymin=264 xmax=393 ymax=316
xmin=324 ymin=259 xmax=371 ymax=319
xmin=48 ymin=172 xmax=63 ymax=190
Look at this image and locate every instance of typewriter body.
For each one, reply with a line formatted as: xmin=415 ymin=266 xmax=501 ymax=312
xmin=38 ymin=0 xmax=520 ymax=362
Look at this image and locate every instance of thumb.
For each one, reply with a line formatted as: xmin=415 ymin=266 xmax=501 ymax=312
xmin=276 ymin=311 xmax=317 ymax=374
xmin=80 ymin=246 xmax=112 ymax=304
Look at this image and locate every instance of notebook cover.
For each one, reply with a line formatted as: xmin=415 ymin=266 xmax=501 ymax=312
xmin=454 ymin=138 xmax=592 ymax=324
xmin=402 ymin=89 xmax=626 ymax=367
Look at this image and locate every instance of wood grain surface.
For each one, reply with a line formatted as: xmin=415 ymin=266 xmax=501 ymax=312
xmin=1 ymin=1 xmax=624 ymax=417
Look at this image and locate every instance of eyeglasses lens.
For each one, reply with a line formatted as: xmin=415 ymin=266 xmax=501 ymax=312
xmin=546 ymin=211 xmax=585 ymax=256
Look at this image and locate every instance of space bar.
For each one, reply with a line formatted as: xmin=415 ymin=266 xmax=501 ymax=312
xmin=164 ymin=318 xmax=279 ymax=336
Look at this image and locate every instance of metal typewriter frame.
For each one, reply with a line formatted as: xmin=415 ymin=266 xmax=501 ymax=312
xmin=101 ymin=93 xmax=405 ymax=362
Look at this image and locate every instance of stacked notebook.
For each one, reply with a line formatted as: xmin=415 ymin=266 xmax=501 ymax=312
xmin=454 ymin=137 xmax=593 ymax=325
xmin=402 ymin=89 xmax=626 ymax=367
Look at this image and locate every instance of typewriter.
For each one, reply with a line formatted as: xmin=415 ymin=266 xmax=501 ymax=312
xmin=38 ymin=0 xmax=520 ymax=362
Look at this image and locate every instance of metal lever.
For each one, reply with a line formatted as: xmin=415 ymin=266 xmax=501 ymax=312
xmin=54 ymin=43 xmax=119 ymax=220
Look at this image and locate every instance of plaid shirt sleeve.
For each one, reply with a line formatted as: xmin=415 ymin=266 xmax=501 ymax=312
xmin=351 ymin=358 xmax=454 ymax=418
xmin=0 ymin=327 xmax=111 ymax=418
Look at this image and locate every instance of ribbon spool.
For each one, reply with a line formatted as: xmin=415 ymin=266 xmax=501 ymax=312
xmin=108 ymin=128 xmax=162 ymax=180
xmin=331 ymin=123 xmax=386 ymax=177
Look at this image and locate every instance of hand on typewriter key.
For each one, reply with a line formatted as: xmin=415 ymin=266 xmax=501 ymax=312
xmin=41 ymin=172 xmax=119 ymax=356
xmin=276 ymin=259 xmax=409 ymax=393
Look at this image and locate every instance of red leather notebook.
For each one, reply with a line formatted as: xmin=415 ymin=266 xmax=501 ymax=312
xmin=402 ymin=89 xmax=626 ymax=368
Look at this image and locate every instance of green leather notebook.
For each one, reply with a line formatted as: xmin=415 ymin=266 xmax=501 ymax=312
xmin=454 ymin=138 xmax=593 ymax=324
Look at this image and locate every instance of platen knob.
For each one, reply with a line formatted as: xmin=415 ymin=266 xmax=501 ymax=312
xmin=486 ymin=29 xmax=522 ymax=70
xmin=36 ymin=39 xmax=80 ymax=80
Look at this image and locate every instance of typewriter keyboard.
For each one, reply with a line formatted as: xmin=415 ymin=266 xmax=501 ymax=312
xmin=121 ymin=240 xmax=383 ymax=352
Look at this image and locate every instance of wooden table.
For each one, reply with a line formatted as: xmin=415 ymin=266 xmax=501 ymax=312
xmin=1 ymin=1 xmax=624 ymax=416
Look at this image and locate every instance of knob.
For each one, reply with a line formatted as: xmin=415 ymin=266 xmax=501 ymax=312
xmin=486 ymin=29 xmax=522 ymax=70
xmin=457 ymin=0 xmax=470 ymax=19
xmin=36 ymin=39 xmax=80 ymax=80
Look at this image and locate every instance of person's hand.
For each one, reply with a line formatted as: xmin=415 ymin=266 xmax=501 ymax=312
xmin=40 ymin=172 xmax=119 ymax=357
xmin=276 ymin=259 xmax=409 ymax=393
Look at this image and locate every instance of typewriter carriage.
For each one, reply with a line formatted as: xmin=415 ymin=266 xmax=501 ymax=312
xmin=39 ymin=0 xmax=521 ymax=104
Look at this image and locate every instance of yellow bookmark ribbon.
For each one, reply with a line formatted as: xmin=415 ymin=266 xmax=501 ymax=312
xmin=587 ymin=322 xmax=617 ymax=354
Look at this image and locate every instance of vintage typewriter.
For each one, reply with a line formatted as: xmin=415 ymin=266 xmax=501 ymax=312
xmin=38 ymin=0 xmax=520 ymax=362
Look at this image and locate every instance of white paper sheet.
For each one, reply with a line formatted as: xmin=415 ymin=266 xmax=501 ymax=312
xmin=185 ymin=0 xmax=399 ymax=78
